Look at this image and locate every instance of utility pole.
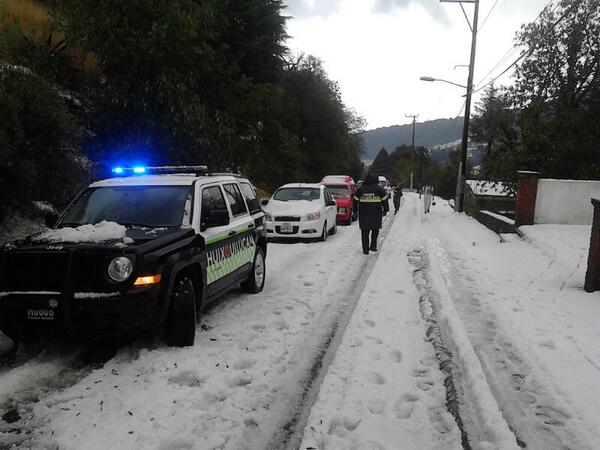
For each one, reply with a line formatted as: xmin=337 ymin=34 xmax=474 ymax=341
xmin=440 ymin=0 xmax=480 ymax=212
xmin=405 ymin=114 xmax=418 ymax=190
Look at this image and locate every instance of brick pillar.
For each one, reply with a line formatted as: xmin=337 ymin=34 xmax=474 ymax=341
xmin=514 ymin=171 xmax=541 ymax=227
xmin=584 ymin=198 xmax=600 ymax=292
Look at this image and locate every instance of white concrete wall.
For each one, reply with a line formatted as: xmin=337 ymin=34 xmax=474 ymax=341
xmin=534 ymin=179 xmax=600 ymax=225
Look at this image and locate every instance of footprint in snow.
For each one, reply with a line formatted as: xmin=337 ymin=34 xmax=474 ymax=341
xmin=303 ymin=281 xmax=314 ymax=287
xmin=233 ymin=358 xmax=257 ymax=371
xmin=365 ymin=335 xmax=383 ymax=345
xmin=273 ymin=319 xmax=289 ymax=330
xmin=383 ymin=350 xmax=400 ymax=365
xmin=417 ymin=380 xmax=435 ymax=392
xmin=327 ymin=416 xmax=361 ymax=437
xmin=168 ymin=371 xmax=206 ymax=388
xmin=412 ymin=367 xmax=431 ymax=378
xmin=368 ymin=372 xmax=386 ymax=385
xmin=251 ymin=323 xmax=266 ymax=331
xmin=364 ymin=319 xmax=376 ymax=328
xmin=393 ymin=394 xmax=419 ymax=419
xmin=535 ymin=405 xmax=570 ymax=426
xmin=367 ymin=398 xmax=386 ymax=415
xmin=427 ymin=408 xmax=454 ymax=434
xmin=539 ymin=340 xmax=556 ymax=350
xmin=229 ymin=374 xmax=253 ymax=388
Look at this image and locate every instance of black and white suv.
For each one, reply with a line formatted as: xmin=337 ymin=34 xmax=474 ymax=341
xmin=0 ymin=166 xmax=267 ymax=347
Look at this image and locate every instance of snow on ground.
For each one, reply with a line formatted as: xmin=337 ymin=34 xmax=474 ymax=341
xmin=20 ymin=219 xmax=390 ymax=449
xmin=301 ymin=196 xmax=463 ymax=450
xmin=423 ymin=199 xmax=600 ymax=449
xmin=2 ymin=194 xmax=599 ymax=450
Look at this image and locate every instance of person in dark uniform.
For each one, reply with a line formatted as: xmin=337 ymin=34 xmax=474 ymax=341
xmin=393 ymin=182 xmax=403 ymax=214
xmin=353 ymin=172 xmax=389 ymax=254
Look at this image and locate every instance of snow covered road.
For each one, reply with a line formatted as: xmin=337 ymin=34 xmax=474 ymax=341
xmin=1 ymin=193 xmax=599 ymax=450
xmin=1 ymin=210 xmax=395 ymax=449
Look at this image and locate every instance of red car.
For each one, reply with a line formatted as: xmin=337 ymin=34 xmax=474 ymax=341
xmin=320 ymin=175 xmax=356 ymax=225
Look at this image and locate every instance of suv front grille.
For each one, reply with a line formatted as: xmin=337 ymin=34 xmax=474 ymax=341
xmin=1 ymin=251 xmax=70 ymax=291
xmin=274 ymin=216 xmax=301 ymax=222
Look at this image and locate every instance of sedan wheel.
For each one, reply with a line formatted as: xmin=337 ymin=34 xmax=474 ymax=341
xmin=320 ymin=222 xmax=328 ymax=242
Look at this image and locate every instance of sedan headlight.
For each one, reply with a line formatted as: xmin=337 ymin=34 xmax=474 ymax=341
xmin=303 ymin=211 xmax=321 ymax=222
xmin=108 ymin=256 xmax=134 ymax=282
xmin=265 ymin=212 xmax=273 ymax=221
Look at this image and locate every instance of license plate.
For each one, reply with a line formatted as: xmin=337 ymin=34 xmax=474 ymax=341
xmin=26 ymin=308 xmax=55 ymax=320
xmin=280 ymin=224 xmax=294 ymax=233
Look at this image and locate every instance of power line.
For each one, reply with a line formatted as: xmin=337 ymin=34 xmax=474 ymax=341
xmin=478 ymin=0 xmax=501 ymax=32
xmin=474 ymin=0 xmax=557 ymax=90
xmin=472 ymin=0 xmax=575 ymax=95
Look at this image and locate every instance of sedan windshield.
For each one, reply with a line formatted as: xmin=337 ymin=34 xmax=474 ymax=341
xmin=60 ymin=186 xmax=192 ymax=228
xmin=273 ymin=188 xmax=320 ymax=201
xmin=325 ymin=185 xmax=350 ymax=197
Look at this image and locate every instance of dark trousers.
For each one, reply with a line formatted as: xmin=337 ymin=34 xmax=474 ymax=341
xmin=361 ymin=228 xmax=379 ymax=253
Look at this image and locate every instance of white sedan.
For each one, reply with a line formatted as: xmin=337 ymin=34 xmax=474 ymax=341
xmin=262 ymin=183 xmax=338 ymax=241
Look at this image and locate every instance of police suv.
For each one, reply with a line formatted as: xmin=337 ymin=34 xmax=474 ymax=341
xmin=0 ymin=166 xmax=267 ymax=347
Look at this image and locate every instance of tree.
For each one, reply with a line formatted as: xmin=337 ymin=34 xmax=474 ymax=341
xmin=370 ymin=147 xmax=392 ymax=179
xmin=470 ymin=84 xmax=519 ymax=182
xmin=512 ymin=0 xmax=600 ymax=179
xmin=0 ymin=68 xmax=86 ymax=212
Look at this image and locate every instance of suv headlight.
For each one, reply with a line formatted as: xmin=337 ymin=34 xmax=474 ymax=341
xmin=265 ymin=212 xmax=273 ymax=221
xmin=108 ymin=256 xmax=134 ymax=282
xmin=303 ymin=211 xmax=321 ymax=222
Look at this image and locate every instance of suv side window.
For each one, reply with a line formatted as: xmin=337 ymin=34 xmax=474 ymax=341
xmin=223 ymin=183 xmax=248 ymax=216
xmin=323 ymin=188 xmax=332 ymax=204
xmin=201 ymin=185 xmax=228 ymax=220
xmin=240 ymin=182 xmax=261 ymax=214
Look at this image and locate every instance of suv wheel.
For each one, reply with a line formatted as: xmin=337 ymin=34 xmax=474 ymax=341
xmin=241 ymin=247 xmax=266 ymax=293
xmin=166 ymin=275 xmax=197 ymax=347
xmin=320 ymin=222 xmax=328 ymax=242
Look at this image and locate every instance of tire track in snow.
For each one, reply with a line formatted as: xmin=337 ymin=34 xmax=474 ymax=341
xmin=407 ymin=246 xmax=473 ymax=450
xmin=273 ymin=213 xmax=397 ymax=450
xmin=428 ymin=237 xmax=588 ymax=450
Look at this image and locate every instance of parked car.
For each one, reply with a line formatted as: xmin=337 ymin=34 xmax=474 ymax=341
xmin=263 ymin=183 xmax=337 ymax=241
xmin=0 ymin=166 xmax=267 ymax=347
xmin=320 ymin=175 xmax=356 ymax=225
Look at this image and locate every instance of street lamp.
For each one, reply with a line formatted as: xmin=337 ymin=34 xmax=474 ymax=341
xmin=419 ymin=76 xmax=467 ymax=90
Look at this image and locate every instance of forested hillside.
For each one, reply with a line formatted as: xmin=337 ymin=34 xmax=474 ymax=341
xmin=0 ymin=0 xmax=364 ymax=220
xmin=361 ymin=117 xmax=463 ymax=161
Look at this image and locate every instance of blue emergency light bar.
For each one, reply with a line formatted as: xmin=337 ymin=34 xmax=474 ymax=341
xmin=111 ymin=165 xmax=209 ymax=176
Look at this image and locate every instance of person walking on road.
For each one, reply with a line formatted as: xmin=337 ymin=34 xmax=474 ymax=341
xmin=393 ymin=182 xmax=403 ymax=214
xmin=353 ymin=172 xmax=389 ymax=254
xmin=423 ymin=183 xmax=434 ymax=214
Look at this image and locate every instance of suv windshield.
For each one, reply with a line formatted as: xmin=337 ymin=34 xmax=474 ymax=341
xmin=273 ymin=188 xmax=320 ymax=202
xmin=60 ymin=186 xmax=192 ymax=228
xmin=325 ymin=185 xmax=350 ymax=197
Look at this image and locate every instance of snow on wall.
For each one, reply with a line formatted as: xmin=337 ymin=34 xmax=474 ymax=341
xmin=534 ymin=179 xmax=600 ymax=225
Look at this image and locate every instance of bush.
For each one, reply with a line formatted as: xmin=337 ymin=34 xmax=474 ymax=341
xmin=0 ymin=67 xmax=86 ymax=214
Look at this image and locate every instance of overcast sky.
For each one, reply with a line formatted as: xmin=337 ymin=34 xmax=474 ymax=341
xmin=284 ymin=0 xmax=549 ymax=130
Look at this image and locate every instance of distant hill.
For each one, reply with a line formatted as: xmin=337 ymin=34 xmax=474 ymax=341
xmin=361 ymin=117 xmax=463 ymax=162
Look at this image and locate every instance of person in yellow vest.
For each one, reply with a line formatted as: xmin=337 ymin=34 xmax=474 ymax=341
xmin=353 ymin=172 xmax=389 ymax=254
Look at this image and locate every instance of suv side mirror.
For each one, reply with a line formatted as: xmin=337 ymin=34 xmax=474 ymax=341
xmin=261 ymin=199 xmax=269 ymax=206
xmin=326 ymin=200 xmax=336 ymax=207
xmin=201 ymin=209 xmax=230 ymax=231
xmin=45 ymin=212 xmax=59 ymax=228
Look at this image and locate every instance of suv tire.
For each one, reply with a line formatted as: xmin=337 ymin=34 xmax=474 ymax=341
xmin=166 ymin=275 xmax=197 ymax=347
xmin=241 ymin=247 xmax=266 ymax=293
